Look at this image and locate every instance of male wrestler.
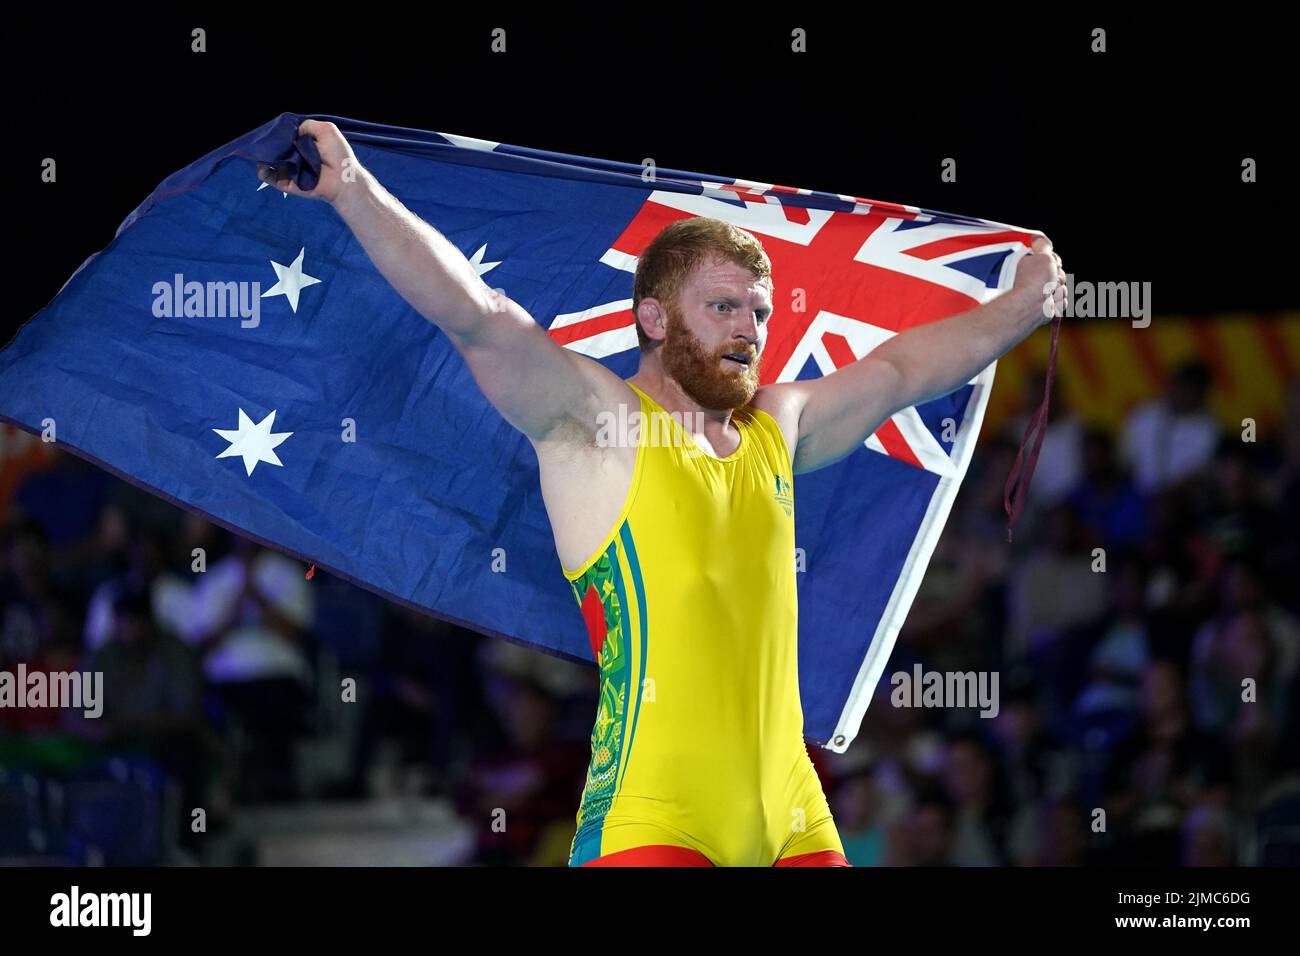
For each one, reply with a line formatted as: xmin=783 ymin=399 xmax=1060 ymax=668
xmin=260 ymin=120 xmax=1066 ymax=867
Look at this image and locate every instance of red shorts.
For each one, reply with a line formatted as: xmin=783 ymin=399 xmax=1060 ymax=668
xmin=580 ymin=845 xmax=851 ymax=867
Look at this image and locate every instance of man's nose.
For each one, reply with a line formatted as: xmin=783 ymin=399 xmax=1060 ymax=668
xmin=732 ymin=312 xmax=761 ymax=345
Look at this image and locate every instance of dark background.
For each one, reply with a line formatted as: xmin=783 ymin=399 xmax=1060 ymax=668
xmin=0 ymin=11 xmax=1296 ymax=869
xmin=2 ymin=11 xmax=1290 ymax=327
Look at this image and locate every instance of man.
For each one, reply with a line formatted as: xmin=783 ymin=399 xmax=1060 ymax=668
xmin=259 ymin=119 xmax=1067 ymax=867
xmin=1121 ymin=360 xmax=1220 ymax=494
xmin=187 ymin=534 xmax=314 ymax=801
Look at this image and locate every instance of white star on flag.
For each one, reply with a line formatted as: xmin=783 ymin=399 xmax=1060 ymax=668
xmin=467 ymin=244 xmax=501 ymax=277
xmin=262 ymin=247 xmax=321 ymax=313
xmin=256 ymin=180 xmax=289 ymax=197
xmin=214 ymin=408 xmax=293 ymax=476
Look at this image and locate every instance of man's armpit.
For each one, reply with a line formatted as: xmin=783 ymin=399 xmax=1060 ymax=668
xmin=531 ymin=410 xmax=603 ymax=461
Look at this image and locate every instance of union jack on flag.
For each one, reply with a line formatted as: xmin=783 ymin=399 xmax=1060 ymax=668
xmin=0 ymin=113 xmax=1040 ymax=751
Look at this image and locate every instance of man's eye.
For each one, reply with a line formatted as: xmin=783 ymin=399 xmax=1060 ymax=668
xmin=713 ymin=302 xmax=731 ymax=313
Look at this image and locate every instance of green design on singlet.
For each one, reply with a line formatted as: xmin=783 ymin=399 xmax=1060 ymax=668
xmin=570 ymin=548 xmax=629 ymax=843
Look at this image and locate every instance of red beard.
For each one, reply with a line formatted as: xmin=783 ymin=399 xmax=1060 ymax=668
xmin=661 ymin=307 xmax=761 ymax=410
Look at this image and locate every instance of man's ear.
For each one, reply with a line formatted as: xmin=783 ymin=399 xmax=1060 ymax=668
xmin=637 ymin=298 xmax=668 ymax=345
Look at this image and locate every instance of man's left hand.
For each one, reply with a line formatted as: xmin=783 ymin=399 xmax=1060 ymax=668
xmin=1014 ymin=235 xmax=1068 ymax=324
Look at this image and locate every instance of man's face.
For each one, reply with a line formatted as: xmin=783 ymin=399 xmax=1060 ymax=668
xmin=659 ymin=258 xmax=771 ymax=410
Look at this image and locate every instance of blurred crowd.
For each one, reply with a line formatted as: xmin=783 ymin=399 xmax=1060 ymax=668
xmin=837 ymin=361 xmax=1300 ymax=866
xmin=1 ymin=358 xmax=1298 ymax=866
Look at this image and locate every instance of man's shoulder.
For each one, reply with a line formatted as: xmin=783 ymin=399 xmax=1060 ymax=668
xmin=749 ymin=381 xmax=797 ymax=412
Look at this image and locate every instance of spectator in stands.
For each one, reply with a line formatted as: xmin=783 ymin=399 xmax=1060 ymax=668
xmin=1189 ymin=560 xmax=1298 ymax=809
xmin=451 ymin=669 xmax=587 ymax=866
xmin=1190 ymin=560 xmax=1299 ymax=739
xmin=993 ymin=681 xmax=1071 ymax=812
xmin=1121 ymin=360 xmax=1220 ymax=494
xmin=829 ymin=757 xmax=888 ymax=867
xmin=0 ymin=521 xmax=84 ymax=740
xmin=1181 ymin=803 xmax=1235 ymax=866
xmin=1102 ymin=660 xmax=1233 ymax=862
xmin=340 ymin=607 xmax=494 ymax=800
xmin=1007 ymin=503 xmax=1107 ymax=657
xmin=84 ymin=528 xmax=192 ymax=652
xmin=941 ymin=733 xmax=1013 ymax=865
xmin=186 ymin=533 xmax=315 ymax=801
xmin=1069 ymin=561 xmax=1150 ymax=759
xmin=1067 ymin=426 xmax=1148 ymax=555
xmin=1 ymin=521 xmax=48 ymax=665
xmin=10 ymin=450 xmax=122 ymax=597
xmin=84 ymin=582 xmax=210 ymax=838
xmin=1010 ymin=795 xmax=1090 ymax=866
xmin=1195 ymin=437 xmax=1283 ymax=571
xmin=894 ymin=786 xmax=957 ymax=866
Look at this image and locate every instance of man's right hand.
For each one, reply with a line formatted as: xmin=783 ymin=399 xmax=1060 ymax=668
xmin=256 ymin=119 xmax=361 ymax=206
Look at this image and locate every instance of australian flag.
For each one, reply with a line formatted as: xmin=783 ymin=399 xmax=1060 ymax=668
xmin=0 ymin=112 xmax=1040 ymax=751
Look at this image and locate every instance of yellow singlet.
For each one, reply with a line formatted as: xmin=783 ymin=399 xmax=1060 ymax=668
xmin=564 ymin=381 xmax=844 ymax=866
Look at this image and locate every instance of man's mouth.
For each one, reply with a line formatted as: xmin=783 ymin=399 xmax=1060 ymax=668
xmin=721 ymin=352 xmax=754 ymax=368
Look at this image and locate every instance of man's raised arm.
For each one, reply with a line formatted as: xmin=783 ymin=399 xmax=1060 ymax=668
xmin=258 ymin=119 xmax=621 ymax=443
xmin=771 ymin=237 xmax=1067 ymax=474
